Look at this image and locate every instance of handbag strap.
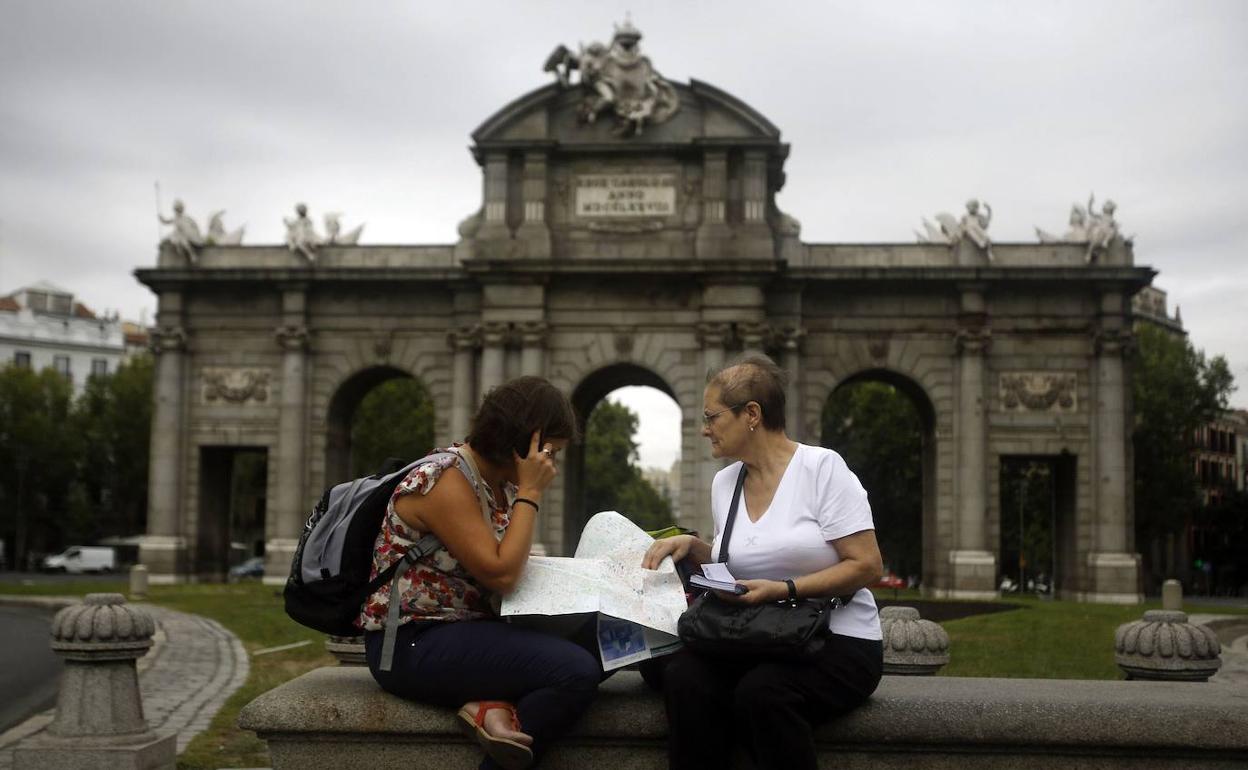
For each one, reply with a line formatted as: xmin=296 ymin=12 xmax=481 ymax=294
xmin=718 ymin=464 xmax=748 ymax=564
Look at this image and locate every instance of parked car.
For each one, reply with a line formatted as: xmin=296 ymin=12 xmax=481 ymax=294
xmin=42 ymin=546 xmax=116 ymax=574
xmin=874 ymin=572 xmax=905 ymax=590
xmin=228 ymin=556 xmax=265 ymax=581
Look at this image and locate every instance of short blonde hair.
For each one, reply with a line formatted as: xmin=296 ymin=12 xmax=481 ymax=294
xmin=706 ymin=354 xmax=788 ymax=431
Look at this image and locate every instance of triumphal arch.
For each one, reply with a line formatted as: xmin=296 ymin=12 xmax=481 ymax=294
xmin=137 ymin=22 xmax=1150 ymax=602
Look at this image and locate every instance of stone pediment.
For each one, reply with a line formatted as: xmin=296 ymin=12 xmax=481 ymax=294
xmin=471 ymin=79 xmax=782 ymax=154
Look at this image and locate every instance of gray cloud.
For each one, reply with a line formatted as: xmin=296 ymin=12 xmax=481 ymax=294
xmin=1 ymin=0 xmax=1245 ymax=404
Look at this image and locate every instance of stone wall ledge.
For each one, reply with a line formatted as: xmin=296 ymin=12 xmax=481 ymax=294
xmin=238 ymin=666 xmax=1248 ymax=769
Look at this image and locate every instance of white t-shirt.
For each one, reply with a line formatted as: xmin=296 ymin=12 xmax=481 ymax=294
xmin=709 ymin=443 xmax=882 ymax=641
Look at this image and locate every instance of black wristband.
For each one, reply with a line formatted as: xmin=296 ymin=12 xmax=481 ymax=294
xmin=513 ymin=497 xmax=539 ymax=514
xmin=784 ymin=578 xmax=798 ymax=602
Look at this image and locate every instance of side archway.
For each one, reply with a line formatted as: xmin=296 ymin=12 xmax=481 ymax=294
xmin=324 ymin=365 xmax=435 ymax=485
xmin=820 ymin=368 xmax=937 ymax=588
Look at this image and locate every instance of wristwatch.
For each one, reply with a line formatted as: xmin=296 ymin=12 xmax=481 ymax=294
xmin=784 ymin=578 xmax=798 ymax=605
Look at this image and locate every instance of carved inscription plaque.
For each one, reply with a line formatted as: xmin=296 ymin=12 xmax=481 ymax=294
xmin=575 ymin=174 xmax=676 ymax=218
xmin=999 ymin=372 xmax=1077 ymax=413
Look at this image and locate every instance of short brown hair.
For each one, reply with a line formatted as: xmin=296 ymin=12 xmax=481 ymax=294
xmin=465 ymin=376 xmax=581 ymax=465
xmin=707 ymin=354 xmax=788 ymax=431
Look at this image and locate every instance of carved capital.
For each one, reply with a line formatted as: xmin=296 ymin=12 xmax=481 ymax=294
xmin=776 ymin=326 xmax=805 ymax=353
xmin=518 ymin=321 xmax=549 ymax=347
xmin=697 ymin=322 xmax=732 ymax=349
xmin=955 ymin=327 xmax=991 ymax=355
xmin=1000 ymin=372 xmax=1077 ymax=413
xmin=202 ymin=367 xmax=272 ymax=405
xmin=481 ymin=322 xmax=509 ymax=348
xmin=275 ymin=325 xmax=309 ymax=351
xmin=448 ymin=324 xmax=481 ymax=352
xmin=149 ymin=325 xmax=187 ymax=354
xmin=1094 ymin=329 xmax=1133 ymax=356
xmin=738 ymin=321 xmax=771 ymax=351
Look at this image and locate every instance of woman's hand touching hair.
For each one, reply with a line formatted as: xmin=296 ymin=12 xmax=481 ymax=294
xmin=514 ymin=430 xmax=558 ymax=502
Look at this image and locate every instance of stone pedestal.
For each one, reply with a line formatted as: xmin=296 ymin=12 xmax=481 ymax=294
xmin=325 ymin=635 xmax=367 ymax=666
xmin=880 ymin=606 xmax=950 ymax=675
xmin=136 ymin=536 xmax=188 ymax=585
xmin=946 ymin=550 xmax=998 ymax=600
xmin=129 ymin=564 xmax=149 ymax=600
xmin=14 ymin=593 xmax=175 ymax=770
xmin=1086 ymin=551 xmax=1142 ymax=604
xmin=1114 ymin=610 xmax=1222 ymax=681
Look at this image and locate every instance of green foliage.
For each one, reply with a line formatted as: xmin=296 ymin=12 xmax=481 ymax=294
xmin=820 ymin=381 xmax=924 ymax=578
xmin=583 ymin=399 xmax=672 ymax=531
xmin=0 ymin=357 xmax=154 ymax=567
xmin=0 ymin=365 xmax=82 ymax=564
xmin=1131 ymin=325 xmax=1235 ymax=564
xmin=349 ymin=377 xmax=435 ymax=477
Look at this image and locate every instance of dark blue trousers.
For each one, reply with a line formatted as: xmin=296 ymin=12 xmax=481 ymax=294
xmin=364 ymin=619 xmax=600 ymax=769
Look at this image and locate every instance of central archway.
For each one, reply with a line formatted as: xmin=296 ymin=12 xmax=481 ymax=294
xmin=564 ymin=363 xmax=680 ymax=552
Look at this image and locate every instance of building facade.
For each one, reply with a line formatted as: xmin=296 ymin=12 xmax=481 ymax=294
xmin=0 ymin=281 xmax=126 ymax=393
xmin=135 ymin=31 xmax=1151 ymax=602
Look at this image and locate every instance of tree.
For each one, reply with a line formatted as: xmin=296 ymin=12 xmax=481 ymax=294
xmin=350 ymin=377 xmax=436 ymax=477
xmin=69 ymin=355 xmax=154 ymax=541
xmin=1132 ymin=323 xmax=1235 ymax=587
xmin=821 ymin=381 xmax=924 ymax=579
xmin=583 ymin=400 xmax=672 ymax=531
xmin=0 ymin=366 xmax=81 ymax=567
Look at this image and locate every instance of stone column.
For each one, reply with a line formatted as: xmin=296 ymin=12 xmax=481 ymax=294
xmin=516 ymin=151 xmax=551 ymax=258
xmin=519 ymin=321 xmax=548 ymax=378
xmin=14 ymin=594 xmax=175 ymax=770
xmin=948 ymin=296 xmax=996 ymax=598
xmin=692 ymin=323 xmax=731 ymax=533
xmin=1088 ymin=314 xmax=1141 ymax=603
xmin=266 ymin=288 xmax=309 ymax=585
xmin=778 ymin=327 xmax=804 ymax=442
xmin=448 ymin=326 xmax=479 ymax=442
xmin=479 ymin=322 xmax=508 ymax=400
xmin=140 ymin=295 xmax=189 ymax=583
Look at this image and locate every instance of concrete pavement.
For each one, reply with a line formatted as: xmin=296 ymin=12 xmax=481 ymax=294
xmin=0 ymin=598 xmax=249 ymax=769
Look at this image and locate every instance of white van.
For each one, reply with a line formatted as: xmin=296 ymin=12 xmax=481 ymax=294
xmin=42 ymin=546 xmax=116 ymax=574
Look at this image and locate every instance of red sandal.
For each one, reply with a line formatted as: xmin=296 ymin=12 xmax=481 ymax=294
xmin=455 ymin=701 xmax=533 ymax=770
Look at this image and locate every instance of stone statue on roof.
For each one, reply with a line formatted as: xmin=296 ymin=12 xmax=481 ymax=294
xmin=158 ymin=199 xmax=204 ymax=263
xmin=916 ymin=198 xmax=994 ymax=260
xmin=284 ymin=203 xmax=321 ymax=262
xmin=324 ymin=212 xmax=364 ymax=245
xmin=206 ymin=210 xmax=245 ymax=245
xmin=1035 ymin=194 xmax=1125 ymax=262
xmin=544 ymin=16 xmax=680 ymax=136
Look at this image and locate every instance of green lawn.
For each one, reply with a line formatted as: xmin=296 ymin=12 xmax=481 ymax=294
xmin=4 ymin=582 xmax=1244 ymax=769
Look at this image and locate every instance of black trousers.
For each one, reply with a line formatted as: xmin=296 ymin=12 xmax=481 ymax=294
xmin=364 ymin=620 xmax=601 ymax=769
xmin=661 ymin=633 xmax=883 ymax=770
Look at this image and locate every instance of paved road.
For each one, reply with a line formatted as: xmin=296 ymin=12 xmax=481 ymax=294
xmin=0 ymin=607 xmax=61 ymax=733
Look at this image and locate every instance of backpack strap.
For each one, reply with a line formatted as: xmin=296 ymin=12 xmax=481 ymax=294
xmin=378 ymin=532 xmax=440 ymax=672
xmin=377 ymin=448 xmax=494 ymax=673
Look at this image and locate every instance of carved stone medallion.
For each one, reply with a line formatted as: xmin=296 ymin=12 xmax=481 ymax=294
xmin=201 ymin=368 xmax=272 ymax=405
xmin=1000 ymin=372 xmax=1077 ymax=413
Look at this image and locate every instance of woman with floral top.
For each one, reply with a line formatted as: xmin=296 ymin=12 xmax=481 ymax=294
xmin=358 ymin=376 xmax=595 ymax=770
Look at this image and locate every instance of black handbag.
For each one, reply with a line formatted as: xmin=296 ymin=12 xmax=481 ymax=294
xmin=676 ymin=464 xmax=848 ymax=661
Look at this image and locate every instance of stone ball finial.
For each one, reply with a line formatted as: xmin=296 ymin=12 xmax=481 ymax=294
xmin=880 ymin=605 xmax=950 ymax=675
xmin=50 ymin=593 xmax=156 ymax=662
xmin=1114 ymin=610 xmax=1222 ymax=682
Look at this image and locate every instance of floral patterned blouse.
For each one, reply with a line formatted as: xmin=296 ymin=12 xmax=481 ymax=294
xmin=356 ymin=447 xmax=514 ymax=632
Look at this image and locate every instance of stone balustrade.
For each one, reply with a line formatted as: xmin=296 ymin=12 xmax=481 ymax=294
xmin=239 ymin=666 xmax=1248 ymax=769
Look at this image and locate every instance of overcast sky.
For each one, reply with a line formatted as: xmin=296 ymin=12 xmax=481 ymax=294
xmin=2 ymin=1 xmax=1245 ymax=467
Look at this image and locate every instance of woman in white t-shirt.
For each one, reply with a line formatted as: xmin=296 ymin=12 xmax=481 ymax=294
xmin=642 ymin=355 xmax=885 ymax=770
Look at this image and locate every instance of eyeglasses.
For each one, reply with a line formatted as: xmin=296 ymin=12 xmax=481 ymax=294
xmin=702 ymin=404 xmax=746 ymax=427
